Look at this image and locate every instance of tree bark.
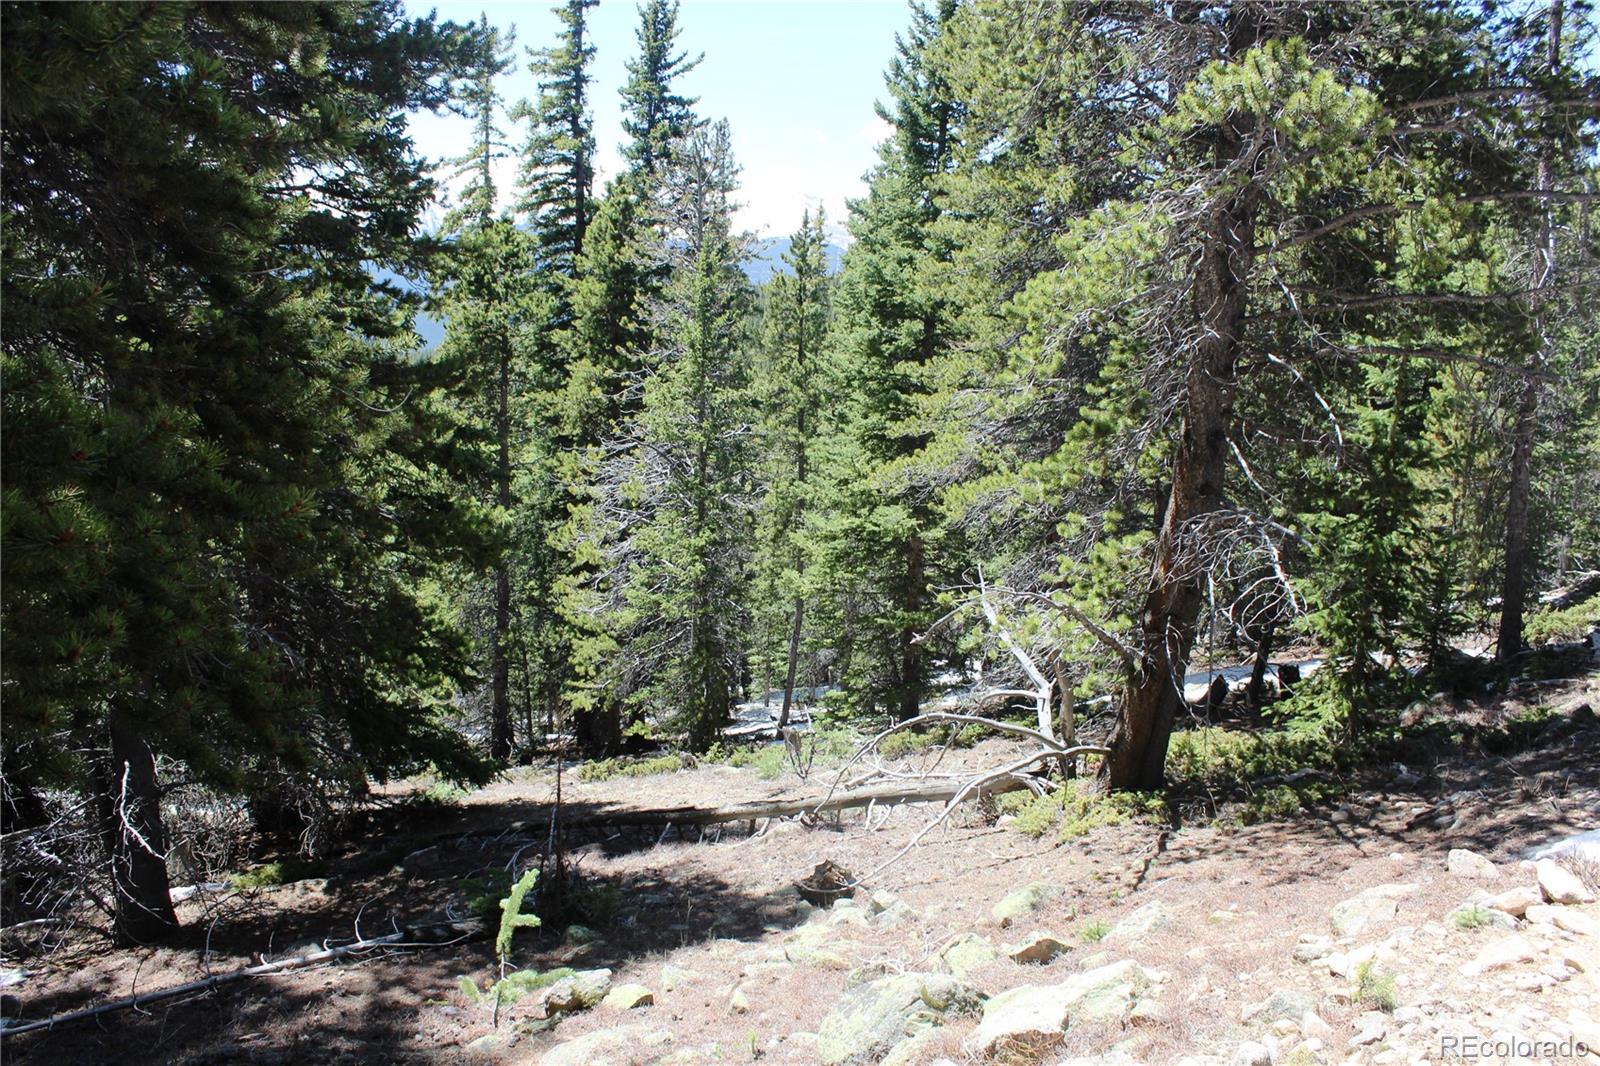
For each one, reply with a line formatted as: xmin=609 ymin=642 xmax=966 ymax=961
xmin=777 ymin=597 xmax=804 ymax=727
xmin=1498 ymin=0 xmax=1562 ymax=663
xmin=1100 ymin=113 xmax=1258 ymax=792
xmin=96 ymin=708 xmax=178 ymax=945
xmin=896 ymin=535 xmax=925 ymax=722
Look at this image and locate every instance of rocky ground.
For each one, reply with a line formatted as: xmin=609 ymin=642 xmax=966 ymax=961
xmin=4 ymin=673 xmax=1598 ymax=1065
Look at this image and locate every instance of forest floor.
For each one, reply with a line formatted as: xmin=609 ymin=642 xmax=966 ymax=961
xmin=5 ymin=669 xmax=1599 ymax=1066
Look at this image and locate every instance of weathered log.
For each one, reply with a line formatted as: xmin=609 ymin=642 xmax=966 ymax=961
xmin=560 ymin=775 xmax=1039 ymax=830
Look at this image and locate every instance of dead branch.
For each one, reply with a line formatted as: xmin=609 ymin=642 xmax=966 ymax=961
xmin=0 ymin=919 xmax=486 ymax=1039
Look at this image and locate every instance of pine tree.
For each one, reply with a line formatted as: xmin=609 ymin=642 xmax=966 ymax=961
xmin=516 ymin=0 xmax=597 ymax=277
xmin=619 ymin=0 xmax=702 ymax=179
xmin=753 ymin=210 xmax=831 ymax=725
xmin=920 ymin=1 xmax=1597 ymax=788
xmin=1 ymin=1 xmax=493 ymax=942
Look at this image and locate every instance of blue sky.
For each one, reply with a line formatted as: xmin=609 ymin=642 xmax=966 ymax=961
xmin=404 ymin=1 xmax=914 ymax=238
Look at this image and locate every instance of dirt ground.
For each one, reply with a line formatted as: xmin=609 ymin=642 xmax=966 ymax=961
xmin=4 ymin=672 xmax=1598 ymax=1065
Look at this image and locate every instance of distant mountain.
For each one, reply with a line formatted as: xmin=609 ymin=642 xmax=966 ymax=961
xmin=743 ymin=236 xmax=845 ymax=285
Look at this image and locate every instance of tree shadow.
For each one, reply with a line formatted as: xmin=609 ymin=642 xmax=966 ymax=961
xmin=3 ymin=793 xmax=811 ymax=1065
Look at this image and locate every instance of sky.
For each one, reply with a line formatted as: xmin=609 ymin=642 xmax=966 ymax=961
xmin=403 ymin=0 xmax=912 ymax=239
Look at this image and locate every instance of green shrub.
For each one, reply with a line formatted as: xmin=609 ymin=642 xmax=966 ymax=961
xmin=1353 ymin=960 xmax=1397 ymax=1012
xmin=1166 ymin=726 xmax=1336 ymax=787
xmin=1452 ymin=905 xmax=1493 ymax=930
xmin=1078 ymin=919 xmax=1111 ymax=943
xmin=994 ymin=783 xmax=1166 ymax=841
xmin=878 ymin=728 xmax=942 ymax=758
xmin=1525 ymin=601 xmax=1599 ymax=644
xmin=707 ymin=723 xmax=858 ymax=780
xmin=231 ymin=855 xmax=324 ymax=889
xmin=576 ymin=753 xmax=690 ymax=782
xmin=1242 ymin=784 xmax=1304 ymax=823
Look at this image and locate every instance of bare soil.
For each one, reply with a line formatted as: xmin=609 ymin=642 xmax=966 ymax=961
xmin=5 ymin=672 xmax=1597 ymax=1065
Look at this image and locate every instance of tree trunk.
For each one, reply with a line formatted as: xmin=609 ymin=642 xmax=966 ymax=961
xmin=1498 ymin=0 xmax=1562 ymax=663
xmin=896 ymin=534 xmax=925 ymax=722
xmin=1100 ymin=114 xmax=1258 ymax=792
xmin=96 ymin=708 xmax=178 ymax=945
xmin=1247 ymin=622 xmax=1275 ymax=708
xmin=777 ymin=597 xmax=804 ymax=727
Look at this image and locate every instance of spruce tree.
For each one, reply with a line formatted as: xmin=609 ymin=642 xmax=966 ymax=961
xmin=624 ymin=123 xmax=754 ymax=750
xmin=811 ymin=0 xmax=961 ymax=721
xmin=620 ymin=0 xmax=703 ymax=179
xmin=2 ymin=1 xmax=493 ymax=941
xmin=753 ymin=210 xmax=831 ymax=725
xmin=516 ymin=0 xmax=598 ymax=277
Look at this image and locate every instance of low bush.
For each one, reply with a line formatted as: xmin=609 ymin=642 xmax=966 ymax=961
xmin=575 ymin=753 xmax=691 ymax=783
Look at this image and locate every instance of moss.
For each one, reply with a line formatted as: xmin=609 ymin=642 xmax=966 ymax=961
xmin=231 ymin=855 xmax=325 ymax=889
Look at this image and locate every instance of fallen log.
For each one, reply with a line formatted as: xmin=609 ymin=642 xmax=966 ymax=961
xmin=0 ymin=919 xmax=485 ymax=1039
xmin=559 ymin=775 xmax=1038 ymax=830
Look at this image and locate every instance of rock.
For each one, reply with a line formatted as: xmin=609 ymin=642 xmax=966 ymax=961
xmin=880 ymin=1029 xmax=943 ymax=1066
xmin=541 ymin=968 xmax=612 ymax=1014
xmin=970 ymin=959 xmax=1158 ymax=1057
xmin=539 ymin=1024 xmax=672 ymax=1066
xmin=934 ymin=933 xmax=998 ymax=977
xmin=1349 ymin=1012 xmax=1387 ymax=1046
xmin=814 ymin=972 xmax=984 ymax=1066
xmin=785 ymin=922 xmax=861 ymax=968
xmin=1292 ymin=934 xmax=1332 ymax=963
xmin=1005 ymin=930 xmax=1071 ymax=965
xmin=659 ymin=964 xmax=695 ymax=992
xmin=992 ymin=882 xmax=1058 ymax=928
xmin=600 ymin=983 xmax=653 ymax=1010
xmin=1232 ymin=1041 xmax=1273 ymax=1066
xmin=1247 ymin=989 xmax=1316 ymax=1023
xmin=1447 ymin=849 xmax=1498 ymax=879
xmin=1536 ymin=859 xmax=1597 ymax=905
xmin=1460 ymin=934 xmax=1537 ymax=976
xmin=465 ymin=1033 xmax=508 ymax=1055
xmin=563 ymin=923 xmax=604 ymax=947
xmin=1107 ymin=901 xmax=1172 ymax=943
xmin=1487 ymin=886 xmax=1540 ymax=918
xmin=1301 ymin=1010 xmax=1332 ymax=1039
xmin=1329 ymin=884 xmax=1418 ymax=938
xmin=1526 ymin=904 xmax=1599 ymax=936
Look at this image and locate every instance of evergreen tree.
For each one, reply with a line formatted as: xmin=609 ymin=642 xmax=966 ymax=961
xmin=752 ymin=210 xmax=831 ymax=725
xmin=550 ymin=183 xmax=658 ymax=752
xmin=812 ymin=0 xmax=962 ymax=721
xmin=1 ymin=1 xmax=492 ymax=942
xmin=623 ymin=123 xmax=754 ymax=750
xmin=432 ymin=19 xmax=537 ymax=762
xmin=516 ymin=0 xmax=597 ymax=277
xmin=620 ymin=0 xmax=703 ymax=179
xmin=923 ymin=1 xmax=1597 ymax=788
